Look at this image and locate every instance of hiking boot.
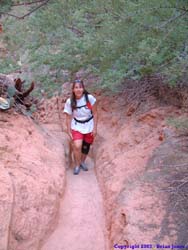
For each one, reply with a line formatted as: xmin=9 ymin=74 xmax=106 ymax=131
xmin=80 ymin=162 xmax=88 ymax=171
xmin=73 ymin=166 xmax=80 ymax=175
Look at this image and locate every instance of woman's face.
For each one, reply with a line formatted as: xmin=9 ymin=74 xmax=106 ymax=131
xmin=73 ymin=82 xmax=84 ymax=99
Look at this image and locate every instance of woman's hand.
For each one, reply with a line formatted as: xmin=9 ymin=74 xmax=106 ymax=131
xmin=68 ymin=129 xmax=73 ymax=140
xmin=91 ymin=101 xmax=98 ymax=139
xmin=92 ymin=127 xmax=97 ymax=138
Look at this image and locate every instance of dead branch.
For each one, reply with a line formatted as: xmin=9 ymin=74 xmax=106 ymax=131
xmin=160 ymin=163 xmax=188 ymax=168
xmin=123 ymin=75 xmax=160 ymax=115
xmin=0 ymin=74 xmax=35 ymax=111
xmin=0 ymin=0 xmax=51 ymax=19
xmin=14 ymin=78 xmax=25 ymax=92
xmin=12 ymin=0 xmax=47 ymax=6
xmin=159 ymin=11 xmax=188 ymax=29
xmin=177 ymin=179 xmax=188 ymax=190
xmin=67 ymin=25 xmax=84 ymax=37
xmin=19 ymin=82 xmax=35 ymax=98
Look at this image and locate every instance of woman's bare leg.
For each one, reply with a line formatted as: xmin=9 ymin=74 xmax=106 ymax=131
xmin=73 ymin=139 xmax=83 ymax=167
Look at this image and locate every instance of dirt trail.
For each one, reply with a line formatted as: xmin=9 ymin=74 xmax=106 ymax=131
xmin=41 ymin=157 xmax=108 ymax=250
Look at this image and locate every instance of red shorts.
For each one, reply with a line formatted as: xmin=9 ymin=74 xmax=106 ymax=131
xmin=71 ymin=130 xmax=94 ymax=144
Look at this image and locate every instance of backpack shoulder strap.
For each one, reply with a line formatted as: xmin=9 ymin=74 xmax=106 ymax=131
xmin=85 ymin=93 xmax=93 ymax=113
xmin=85 ymin=92 xmax=89 ymax=103
xmin=75 ymin=94 xmax=90 ymax=109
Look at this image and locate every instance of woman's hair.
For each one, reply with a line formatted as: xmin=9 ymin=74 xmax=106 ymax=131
xmin=70 ymin=79 xmax=89 ymax=111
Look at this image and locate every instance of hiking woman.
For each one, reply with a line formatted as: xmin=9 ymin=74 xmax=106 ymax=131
xmin=63 ymin=79 xmax=98 ymax=175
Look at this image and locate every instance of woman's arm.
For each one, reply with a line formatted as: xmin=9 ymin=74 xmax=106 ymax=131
xmin=65 ymin=113 xmax=73 ymax=140
xmin=92 ymin=101 xmax=98 ymax=138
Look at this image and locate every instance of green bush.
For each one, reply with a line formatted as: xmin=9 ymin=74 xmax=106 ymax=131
xmin=0 ymin=0 xmax=188 ymax=94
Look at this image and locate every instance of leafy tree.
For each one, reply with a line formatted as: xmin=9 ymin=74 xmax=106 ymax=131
xmin=0 ymin=0 xmax=12 ymax=12
xmin=0 ymin=0 xmax=188 ymax=93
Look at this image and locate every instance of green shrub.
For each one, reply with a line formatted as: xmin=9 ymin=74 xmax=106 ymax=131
xmin=0 ymin=0 xmax=188 ymax=95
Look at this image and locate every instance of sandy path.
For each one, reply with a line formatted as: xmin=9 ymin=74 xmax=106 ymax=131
xmin=41 ymin=157 xmax=107 ymax=250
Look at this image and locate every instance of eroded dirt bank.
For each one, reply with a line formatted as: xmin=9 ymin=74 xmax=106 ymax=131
xmin=0 ymin=112 xmax=66 ymax=250
xmin=94 ymin=92 xmax=188 ymax=247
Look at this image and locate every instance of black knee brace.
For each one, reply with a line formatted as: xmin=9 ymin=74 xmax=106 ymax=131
xmin=81 ymin=140 xmax=91 ymax=155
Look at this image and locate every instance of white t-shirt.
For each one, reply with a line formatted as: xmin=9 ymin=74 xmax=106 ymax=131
xmin=63 ymin=94 xmax=96 ymax=134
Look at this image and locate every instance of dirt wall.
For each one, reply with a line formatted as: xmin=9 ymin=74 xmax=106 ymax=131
xmin=0 ymin=112 xmax=66 ymax=250
xmin=94 ymin=92 xmax=187 ymax=248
